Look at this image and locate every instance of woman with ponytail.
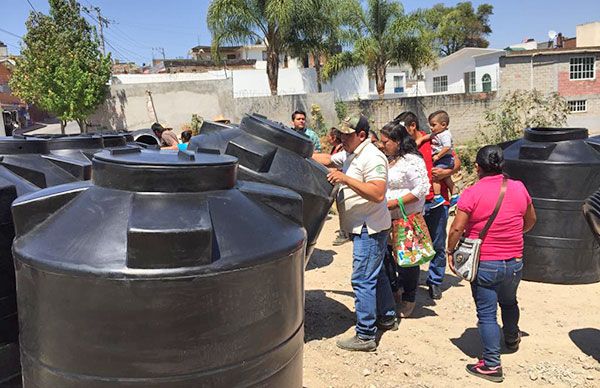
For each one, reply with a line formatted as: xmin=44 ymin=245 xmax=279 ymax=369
xmin=447 ymin=145 xmax=537 ymax=383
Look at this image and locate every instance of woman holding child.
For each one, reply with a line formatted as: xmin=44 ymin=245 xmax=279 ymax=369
xmin=380 ymin=121 xmax=430 ymax=317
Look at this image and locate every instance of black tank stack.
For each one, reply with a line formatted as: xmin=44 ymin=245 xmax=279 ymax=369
xmin=583 ymin=187 xmax=600 ymax=245
xmin=0 ymin=133 xmax=130 ymax=384
xmin=11 ymin=147 xmax=306 ymax=387
xmin=189 ymin=113 xmax=335 ymax=263
xmin=502 ymin=128 xmax=600 ymax=284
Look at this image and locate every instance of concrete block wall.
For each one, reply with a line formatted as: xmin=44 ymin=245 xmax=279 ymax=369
xmin=344 ymin=92 xmax=498 ymax=144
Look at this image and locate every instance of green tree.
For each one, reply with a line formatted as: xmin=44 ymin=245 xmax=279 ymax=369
xmin=207 ymin=0 xmax=303 ymax=96
xmin=323 ymin=0 xmax=436 ymax=96
xmin=424 ymin=2 xmax=493 ymax=56
xmin=10 ymin=0 xmax=111 ymax=133
xmin=284 ymin=0 xmax=351 ymax=92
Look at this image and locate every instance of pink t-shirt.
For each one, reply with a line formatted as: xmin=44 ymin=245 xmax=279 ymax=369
xmin=458 ymin=174 xmax=532 ymax=261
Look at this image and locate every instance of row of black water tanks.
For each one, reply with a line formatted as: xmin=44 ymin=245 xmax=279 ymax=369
xmin=1 ymin=117 xmax=600 ymax=387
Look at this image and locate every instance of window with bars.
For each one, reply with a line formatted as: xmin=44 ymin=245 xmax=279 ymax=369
xmin=570 ymin=57 xmax=595 ymax=80
xmin=568 ymin=100 xmax=587 ymax=112
xmin=433 ymin=75 xmax=448 ymax=93
xmin=464 ymin=71 xmax=476 ymax=93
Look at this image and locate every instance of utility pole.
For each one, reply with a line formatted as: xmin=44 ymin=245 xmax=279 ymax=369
xmin=153 ymin=47 xmax=166 ymax=60
xmin=84 ymin=5 xmax=110 ymax=56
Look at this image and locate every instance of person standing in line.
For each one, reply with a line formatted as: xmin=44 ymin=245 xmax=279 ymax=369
xmin=380 ymin=121 xmax=430 ymax=318
xmin=291 ymin=110 xmax=322 ymax=152
xmin=394 ymin=111 xmax=460 ymax=300
xmin=328 ymin=127 xmax=350 ymax=246
xmin=447 ymin=145 xmax=536 ymax=383
xmin=313 ymin=114 xmax=396 ymax=352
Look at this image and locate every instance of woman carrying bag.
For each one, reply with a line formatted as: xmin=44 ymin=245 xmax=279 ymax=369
xmin=380 ymin=121 xmax=431 ymax=318
xmin=447 ymin=145 xmax=537 ymax=383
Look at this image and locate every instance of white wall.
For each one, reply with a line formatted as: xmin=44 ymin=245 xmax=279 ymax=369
xmin=232 ymin=68 xmax=317 ymax=98
xmin=322 ymin=66 xmax=370 ymax=101
xmin=423 ymin=55 xmax=475 ymax=95
xmin=384 ymin=67 xmax=407 ymax=95
xmin=475 ymin=57 xmax=501 ymax=92
xmin=112 ymin=72 xmax=227 ymax=84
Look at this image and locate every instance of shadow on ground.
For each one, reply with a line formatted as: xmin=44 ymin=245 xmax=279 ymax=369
xmin=450 ymin=328 xmax=530 ymax=358
xmin=569 ymin=328 xmax=600 ymax=362
xmin=305 ymin=290 xmax=354 ymax=343
xmin=305 ymin=249 xmax=336 ymax=271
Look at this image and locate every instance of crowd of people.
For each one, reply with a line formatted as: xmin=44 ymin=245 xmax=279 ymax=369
xmin=311 ymin=111 xmax=536 ymax=383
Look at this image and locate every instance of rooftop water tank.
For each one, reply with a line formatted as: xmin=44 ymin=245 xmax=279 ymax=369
xmin=12 ymin=147 xmax=306 ymax=387
xmin=502 ymin=128 xmax=600 ymax=284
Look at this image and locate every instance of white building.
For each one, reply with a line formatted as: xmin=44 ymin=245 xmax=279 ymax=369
xmin=417 ymin=47 xmax=504 ymax=95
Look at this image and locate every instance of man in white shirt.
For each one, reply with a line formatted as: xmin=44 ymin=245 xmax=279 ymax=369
xmin=313 ymin=115 xmax=396 ymax=352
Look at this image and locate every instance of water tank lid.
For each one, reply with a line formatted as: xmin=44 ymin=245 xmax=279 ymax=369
xmin=524 ymin=127 xmax=588 ymax=142
xmin=43 ymin=134 xmax=105 ymax=150
xmin=92 ymin=147 xmax=238 ymax=192
xmin=0 ymin=136 xmax=50 ymax=154
xmin=241 ymin=114 xmax=314 ymax=158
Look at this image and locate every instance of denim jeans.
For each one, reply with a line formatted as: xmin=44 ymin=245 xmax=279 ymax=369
xmin=423 ymin=202 xmax=449 ymax=286
xmin=351 ymin=226 xmax=396 ymax=340
xmin=471 ymin=258 xmax=523 ymax=367
xmin=383 ymin=245 xmax=420 ymax=302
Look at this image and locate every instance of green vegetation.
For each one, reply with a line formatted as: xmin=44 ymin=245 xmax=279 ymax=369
xmin=10 ymin=0 xmax=111 ymax=133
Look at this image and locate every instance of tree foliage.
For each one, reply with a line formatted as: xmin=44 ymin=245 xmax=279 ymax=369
xmin=458 ymin=89 xmax=570 ymax=180
xmin=207 ymin=0 xmax=304 ymax=96
xmin=10 ymin=0 xmax=111 ymax=133
xmin=323 ymin=0 xmax=436 ymax=96
xmin=284 ymin=0 xmax=352 ymax=92
xmin=424 ymin=2 xmax=493 ymax=56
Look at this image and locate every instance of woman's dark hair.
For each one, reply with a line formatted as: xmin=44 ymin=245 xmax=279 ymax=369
xmin=476 ymin=145 xmax=504 ymax=175
xmin=394 ymin=111 xmax=419 ymax=130
xmin=369 ymin=129 xmax=379 ymax=141
xmin=181 ymin=130 xmax=192 ymax=143
xmin=151 ymin=122 xmax=165 ymax=133
xmin=380 ymin=121 xmax=421 ymax=159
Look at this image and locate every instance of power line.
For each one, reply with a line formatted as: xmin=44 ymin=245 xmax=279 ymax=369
xmin=0 ymin=27 xmax=23 ymax=40
xmin=26 ymin=0 xmax=36 ymax=12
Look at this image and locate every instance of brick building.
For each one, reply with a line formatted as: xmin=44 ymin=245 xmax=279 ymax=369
xmin=500 ymin=22 xmax=600 ymax=133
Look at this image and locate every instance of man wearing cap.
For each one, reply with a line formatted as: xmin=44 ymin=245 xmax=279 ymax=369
xmin=313 ymin=114 xmax=396 ymax=352
xmin=291 ymin=110 xmax=322 ymax=152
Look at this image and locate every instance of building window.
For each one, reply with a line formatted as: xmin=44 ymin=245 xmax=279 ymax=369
xmin=482 ymin=73 xmax=492 ymax=92
xmin=570 ymin=56 xmax=595 ymax=80
xmin=433 ymin=75 xmax=448 ymax=93
xmin=226 ymin=54 xmax=237 ymax=60
xmin=568 ymin=100 xmax=587 ymax=112
xmin=393 ymin=75 xmax=404 ymax=93
xmin=464 ymin=71 xmax=476 ymax=93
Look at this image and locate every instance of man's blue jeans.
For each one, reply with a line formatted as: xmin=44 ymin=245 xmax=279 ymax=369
xmin=351 ymin=226 xmax=396 ymax=340
xmin=423 ymin=202 xmax=449 ymax=286
xmin=471 ymin=258 xmax=523 ymax=367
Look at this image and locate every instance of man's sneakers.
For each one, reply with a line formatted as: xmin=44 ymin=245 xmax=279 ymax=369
xmin=376 ymin=316 xmax=398 ymax=331
xmin=336 ymin=335 xmax=377 ymax=352
xmin=450 ymin=193 xmax=460 ymax=207
xmin=466 ymin=359 xmax=504 ymax=383
xmin=430 ymin=195 xmax=445 ymax=208
xmin=332 ymin=230 xmax=350 ymax=246
xmin=428 ymin=284 xmax=442 ymax=300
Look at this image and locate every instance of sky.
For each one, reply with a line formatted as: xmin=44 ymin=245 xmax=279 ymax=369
xmin=2 ymin=0 xmax=600 ymax=65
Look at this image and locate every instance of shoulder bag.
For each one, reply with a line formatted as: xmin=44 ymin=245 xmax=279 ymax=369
xmin=452 ymin=177 xmax=507 ymax=282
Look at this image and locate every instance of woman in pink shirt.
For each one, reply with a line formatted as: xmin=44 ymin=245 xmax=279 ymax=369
xmin=447 ymin=145 xmax=537 ymax=383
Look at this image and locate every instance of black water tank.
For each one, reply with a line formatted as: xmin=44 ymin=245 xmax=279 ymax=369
xmin=12 ymin=147 xmax=306 ymax=387
xmin=502 ymin=128 xmax=600 ymax=284
xmin=189 ymin=113 xmax=335 ymax=261
xmin=583 ymin=187 xmax=600 ymax=245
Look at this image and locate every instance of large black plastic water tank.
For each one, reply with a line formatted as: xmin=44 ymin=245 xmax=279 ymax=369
xmin=0 ymin=133 xmax=128 ymax=384
xmin=502 ymin=128 xmax=600 ymax=284
xmin=189 ymin=113 xmax=335 ymax=262
xmin=12 ymin=147 xmax=306 ymax=387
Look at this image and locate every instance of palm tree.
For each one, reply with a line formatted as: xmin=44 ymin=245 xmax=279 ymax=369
xmin=323 ymin=0 xmax=436 ymax=96
xmin=284 ymin=0 xmax=352 ymax=92
xmin=207 ymin=0 xmax=305 ymax=96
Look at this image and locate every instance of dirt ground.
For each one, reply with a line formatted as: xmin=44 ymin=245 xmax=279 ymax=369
xmin=303 ymin=214 xmax=600 ymax=388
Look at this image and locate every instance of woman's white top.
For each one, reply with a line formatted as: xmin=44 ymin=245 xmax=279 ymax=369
xmin=386 ymin=153 xmax=430 ymax=219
